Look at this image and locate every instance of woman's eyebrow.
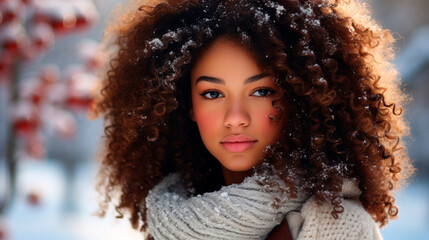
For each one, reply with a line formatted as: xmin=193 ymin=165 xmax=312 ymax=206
xmin=244 ymin=72 xmax=269 ymax=84
xmin=195 ymin=76 xmax=225 ymax=85
xmin=195 ymin=73 xmax=269 ymax=85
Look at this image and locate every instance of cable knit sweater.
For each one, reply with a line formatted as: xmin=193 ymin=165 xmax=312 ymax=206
xmin=146 ymin=173 xmax=383 ymax=240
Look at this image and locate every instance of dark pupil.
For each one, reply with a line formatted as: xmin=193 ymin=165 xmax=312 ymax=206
xmin=210 ymin=92 xmax=219 ymax=98
xmin=259 ymin=89 xmax=269 ymax=96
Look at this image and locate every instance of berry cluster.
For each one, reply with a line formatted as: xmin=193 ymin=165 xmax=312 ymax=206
xmin=0 ymin=0 xmax=99 ymax=81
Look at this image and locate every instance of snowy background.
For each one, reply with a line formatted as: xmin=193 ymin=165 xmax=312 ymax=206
xmin=1 ymin=0 xmax=428 ymax=239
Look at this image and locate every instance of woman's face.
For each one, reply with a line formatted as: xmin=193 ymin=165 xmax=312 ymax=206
xmin=190 ymin=37 xmax=287 ymax=172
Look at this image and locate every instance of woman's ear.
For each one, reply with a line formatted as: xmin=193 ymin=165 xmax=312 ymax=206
xmin=189 ymin=108 xmax=196 ymax=121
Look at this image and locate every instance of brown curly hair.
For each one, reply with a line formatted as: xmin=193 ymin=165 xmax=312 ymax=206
xmin=97 ymin=0 xmax=413 ymax=233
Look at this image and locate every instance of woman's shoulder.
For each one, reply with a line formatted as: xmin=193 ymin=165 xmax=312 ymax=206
xmin=287 ymin=180 xmax=383 ymax=240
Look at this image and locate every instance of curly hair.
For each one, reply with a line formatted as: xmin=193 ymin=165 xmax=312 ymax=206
xmin=97 ymin=0 xmax=413 ymax=233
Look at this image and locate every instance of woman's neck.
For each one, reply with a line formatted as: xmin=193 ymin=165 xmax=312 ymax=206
xmin=221 ymin=166 xmax=253 ymax=185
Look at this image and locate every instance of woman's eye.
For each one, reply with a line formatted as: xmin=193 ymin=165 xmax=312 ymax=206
xmin=252 ymin=88 xmax=274 ymax=97
xmin=201 ymin=91 xmax=223 ymax=99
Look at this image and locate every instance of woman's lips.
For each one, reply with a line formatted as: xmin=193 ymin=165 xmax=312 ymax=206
xmin=220 ymin=135 xmax=257 ymax=153
xmin=222 ymin=141 xmax=256 ymax=152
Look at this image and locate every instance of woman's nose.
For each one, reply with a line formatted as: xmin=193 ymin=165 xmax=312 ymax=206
xmin=224 ymin=99 xmax=250 ymax=128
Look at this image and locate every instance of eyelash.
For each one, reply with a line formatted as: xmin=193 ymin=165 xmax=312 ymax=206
xmin=200 ymin=88 xmax=275 ymax=100
xmin=200 ymin=90 xmax=224 ymax=100
xmin=252 ymin=88 xmax=275 ymax=97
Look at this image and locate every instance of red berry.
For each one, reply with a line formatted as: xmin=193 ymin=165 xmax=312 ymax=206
xmin=67 ymin=96 xmax=93 ymax=109
xmin=50 ymin=12 xmax=76 ymax=34
xmin=30 ymin=23 xmax=55 ymax=51
xmin=30 ymin=93 xmax=42 ymax=105
xmin=0 ymin=0 xmax=22 ymax=24
xmin=21 ymin=0 xmax=32 ymax=5
xmin=13 ymin=117 xmax=39 ymax=134
xmin=27 ymin=192 xmax=41 ymax=206
xmin=1 ymin=11 xmax=16 ymax=23
xmin=2 ymin=39 xmax=19 ymax=53
xmin=75 ymin=15 xmax=88 ymax=29
xmin=14 ymin=120 xmax=37 ymax=133
xmin=0 ymin=59 xmax=9 ymax=73
xmin=50 ymin=19 xmax=65 ymax=32
xmin=1 ymin=22 xmax=25 ymax=56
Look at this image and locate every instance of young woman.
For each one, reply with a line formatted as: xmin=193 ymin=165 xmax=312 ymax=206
xmin=96 ymin=0 xmax=413 ymax=239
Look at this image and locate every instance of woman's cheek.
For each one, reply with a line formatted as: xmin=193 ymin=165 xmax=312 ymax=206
xmin=256 ymin=110 xmax=274 ymax=131
xmin=193 ymin=105 xmax=218 ymax=136
xmin=253 ymin=105 xmax=284 ymax=137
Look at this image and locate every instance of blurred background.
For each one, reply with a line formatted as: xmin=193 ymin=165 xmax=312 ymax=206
xmin=0 ymin=0 xmax=428 ymax=239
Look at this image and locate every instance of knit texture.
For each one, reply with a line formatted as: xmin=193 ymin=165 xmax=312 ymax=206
xmin=146 ymin=173 xmax=306 ymax=240
xmin=146 ymin=174 xmax=383 ymax=240
xmin=287 ymin=179 xmax=383 ymax=240
xmin=295 ymin=199 xmax=383 ymax=240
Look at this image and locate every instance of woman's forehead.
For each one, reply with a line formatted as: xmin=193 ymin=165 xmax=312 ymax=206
xmin=191 ymin=37 xmax=264 ymax=79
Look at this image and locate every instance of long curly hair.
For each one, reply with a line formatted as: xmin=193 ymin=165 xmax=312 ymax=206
xmin=97 ymin=0 xmax=413 ymax=233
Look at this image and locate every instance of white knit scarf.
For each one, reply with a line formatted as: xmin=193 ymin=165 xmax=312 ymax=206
xmin=146 ymin=173 xmax=307 ymax=240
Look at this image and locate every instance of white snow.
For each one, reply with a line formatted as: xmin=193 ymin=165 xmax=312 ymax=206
xmin=148 ymin=38 xmax=164 ymax=50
